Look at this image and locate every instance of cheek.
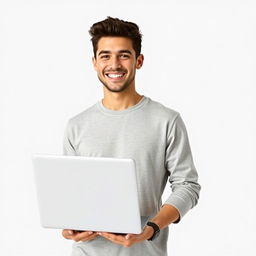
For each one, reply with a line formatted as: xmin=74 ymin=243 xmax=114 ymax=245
xmin=125 ymin=62 xmax=136 ymax=72
xmin=95 ymin=64 xmax=105 ymax=74
xmin=100 ymin=63 xmax=108 ymax=70
xmin=131 ymin=63 xmax=138 ymax=72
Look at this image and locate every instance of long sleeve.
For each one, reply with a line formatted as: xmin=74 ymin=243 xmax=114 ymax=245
xmin=163 ymin=114 xmax=201 ymax=222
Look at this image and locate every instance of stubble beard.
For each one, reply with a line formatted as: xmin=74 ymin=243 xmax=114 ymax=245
xmin=97 ymin=72 xmax=135 ymax=93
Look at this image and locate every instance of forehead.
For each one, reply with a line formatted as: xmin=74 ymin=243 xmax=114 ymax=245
xmin=96 ymin=37 xmax=135 ymax=55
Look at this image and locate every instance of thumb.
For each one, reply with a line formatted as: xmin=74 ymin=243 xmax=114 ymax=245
xmin=125 ymin=234 xmax=132 ymax=240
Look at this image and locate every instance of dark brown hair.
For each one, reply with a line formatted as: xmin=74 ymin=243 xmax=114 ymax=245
xmin=89 ymin=16 xmax=142 ymax=58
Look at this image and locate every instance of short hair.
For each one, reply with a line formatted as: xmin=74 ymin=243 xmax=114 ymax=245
xmin=89 ymin=16 xmax=142 ymax=58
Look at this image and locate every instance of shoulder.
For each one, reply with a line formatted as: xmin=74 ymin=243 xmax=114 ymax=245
xmin=146 ymin=97 xmax=180 ymax=123
xmin=66 ymin=102 xmax=98 ymax=129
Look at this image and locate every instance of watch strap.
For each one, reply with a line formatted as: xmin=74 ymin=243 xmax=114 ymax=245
xmin=146 ymin=221 xmax=160 ymax=241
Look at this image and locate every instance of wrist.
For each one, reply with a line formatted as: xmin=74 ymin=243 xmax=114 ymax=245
xmin=143 ymin=225 xmax=155 ymax=240
xmin=146 ymin=221 xmax=160 ymax=241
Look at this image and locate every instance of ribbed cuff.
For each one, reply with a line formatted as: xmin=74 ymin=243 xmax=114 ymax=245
xmin=163 ymin=193 xmax=192 ymax=224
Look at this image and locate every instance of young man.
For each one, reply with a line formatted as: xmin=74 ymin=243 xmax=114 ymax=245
xmin=62 ymin=17 xmax=201 ymax=256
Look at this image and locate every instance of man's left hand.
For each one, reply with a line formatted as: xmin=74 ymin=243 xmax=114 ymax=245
xmin=97 ymin=225 xmax=154 ymax=247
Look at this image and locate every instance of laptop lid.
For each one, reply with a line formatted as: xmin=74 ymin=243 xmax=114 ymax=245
xmin=32 ymin=154 xmax=146 ymax=234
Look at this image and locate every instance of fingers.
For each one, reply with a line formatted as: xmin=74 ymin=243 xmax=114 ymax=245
xmin=62 ymin=230 xmax=98 ymax=242
xmin=62 ymin=230 xmax=141 ymax=246
xmin=98 ymin=232 xmax=123 ymax=245
xmin=80 ymin=232 xmax=98 ymax=242
xmin=125 ymin=234 xmax=132 ymax=240
xmin=72 ymin=231 xmax=98 ymax=242
xmin=98 ymin=232 xmax=136 ymax=247
xmin=62 ymin=229 xmax=76 ymax=239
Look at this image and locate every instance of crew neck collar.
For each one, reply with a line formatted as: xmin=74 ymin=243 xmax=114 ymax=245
xmin=97 ymin=95 xmax=149 ymax=115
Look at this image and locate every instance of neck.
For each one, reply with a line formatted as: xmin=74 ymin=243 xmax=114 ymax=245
xmin=102 ymin=89 xmax=143 ymax=111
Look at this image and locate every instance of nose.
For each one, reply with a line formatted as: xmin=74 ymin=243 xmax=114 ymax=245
xmin=110 ymin=56 xmax=122 ymax=69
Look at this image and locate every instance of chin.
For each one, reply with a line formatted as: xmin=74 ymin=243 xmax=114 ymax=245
xmin=104 ymin=83 xmax=129 ymax=93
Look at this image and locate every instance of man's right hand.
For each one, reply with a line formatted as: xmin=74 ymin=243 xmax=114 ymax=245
xmin=62 ymin=229 xmax=99 ymax=242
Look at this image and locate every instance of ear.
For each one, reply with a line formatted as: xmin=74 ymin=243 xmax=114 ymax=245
xmin=92 ymin=56 xmax=97 ymax=70
xmin=136 ymin=54 xmax=144 ymax=69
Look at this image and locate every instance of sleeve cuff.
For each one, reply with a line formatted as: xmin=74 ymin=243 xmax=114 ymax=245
xmin=163 ymin=193 xmax=193 ymax=224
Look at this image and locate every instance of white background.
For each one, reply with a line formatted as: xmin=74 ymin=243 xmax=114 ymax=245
xmin=0 ymin=0 xmax=255 ymax=255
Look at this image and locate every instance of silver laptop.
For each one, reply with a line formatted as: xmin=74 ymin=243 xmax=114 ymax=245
xmin=32 ymin=154 xmax=148 ymax=234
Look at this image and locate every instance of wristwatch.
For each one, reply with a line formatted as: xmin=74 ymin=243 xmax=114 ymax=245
xmin=146 ymin=221 xmax=160 ymax=241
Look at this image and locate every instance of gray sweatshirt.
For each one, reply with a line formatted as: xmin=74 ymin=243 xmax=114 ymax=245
xmin=63 ymin=95 xmax=201 ymax=256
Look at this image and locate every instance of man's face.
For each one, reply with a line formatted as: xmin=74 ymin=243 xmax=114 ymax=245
xmin=92 ymin=37 xmax=144 ymax=93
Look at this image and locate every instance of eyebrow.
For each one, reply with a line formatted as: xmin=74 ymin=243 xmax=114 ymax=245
xmin=98 ymin=50 xmax=132 ymax=56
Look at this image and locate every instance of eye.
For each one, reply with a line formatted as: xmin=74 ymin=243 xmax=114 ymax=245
xmin=119 ymin=54 xmax=130 ymax=59
xmin=100 ymin=55 xmax=110 ymax=59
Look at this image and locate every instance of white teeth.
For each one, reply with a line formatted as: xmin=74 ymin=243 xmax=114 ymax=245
xmin=107 ymin=73 xmax=124 ymax=78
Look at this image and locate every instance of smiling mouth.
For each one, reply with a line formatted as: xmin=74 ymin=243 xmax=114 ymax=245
xmin=105 ymin=72 xmax=126 ymax=80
